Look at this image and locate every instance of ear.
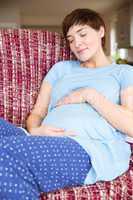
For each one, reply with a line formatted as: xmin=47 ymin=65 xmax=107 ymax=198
xmin=99 ymin=26 xmax=105 ymax=38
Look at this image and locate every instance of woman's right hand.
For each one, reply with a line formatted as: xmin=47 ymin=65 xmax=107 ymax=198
xmin=29 ymin=124 xmax=76 ymax=137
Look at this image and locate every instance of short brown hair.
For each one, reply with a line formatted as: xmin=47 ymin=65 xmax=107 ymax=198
xmin=62 ymin=8 xmax=106 ymax=49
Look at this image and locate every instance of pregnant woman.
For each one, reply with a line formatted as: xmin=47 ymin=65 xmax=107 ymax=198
xmin=0 ymin=8 xmax=133 ymax=200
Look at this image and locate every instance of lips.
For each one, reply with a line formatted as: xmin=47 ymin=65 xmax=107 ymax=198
xmin=77 ymin=48 xmax=87 ymax=54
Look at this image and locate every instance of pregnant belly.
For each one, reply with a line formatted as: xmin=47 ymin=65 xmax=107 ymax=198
xmin=42 ymin=104 xmax=99 ymax=134
xmin=42 ymin=104 xmax=122 ymax=140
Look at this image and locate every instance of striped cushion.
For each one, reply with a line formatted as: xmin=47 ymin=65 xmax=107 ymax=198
xmin=0 ymin=29 xmax=71 ymax=126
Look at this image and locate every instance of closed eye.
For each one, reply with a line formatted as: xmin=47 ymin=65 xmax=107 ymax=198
xmin=68 ymin=39 xmax=74 ymax=44
xmin=80 ymin=33 xmax=87 ymax=37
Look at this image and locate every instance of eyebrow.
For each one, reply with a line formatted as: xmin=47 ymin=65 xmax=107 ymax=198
xmin=67 ymin=27 xmax=86 ymax=39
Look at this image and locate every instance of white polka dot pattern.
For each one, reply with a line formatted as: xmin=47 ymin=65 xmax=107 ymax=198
xmin=0 ymin=118 xmax=91 ymax=199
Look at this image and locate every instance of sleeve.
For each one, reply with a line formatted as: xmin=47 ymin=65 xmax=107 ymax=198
xmin=119 ymin=64 xmax=133 ymax=90
xmin=43 ymin=61 xmax=66 ymax=87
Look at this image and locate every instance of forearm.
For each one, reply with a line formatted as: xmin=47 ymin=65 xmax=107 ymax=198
xmin=26 ymin=113 xmax=45 ymax=132
xmin=86 ymin=90 xmax=133 ymax=137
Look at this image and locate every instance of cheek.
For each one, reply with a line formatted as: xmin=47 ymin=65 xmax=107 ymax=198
xmin=88 ymin=38 xmax=100 ymax=52
xmin=70 ymin=43 xmax=75 ymax=51
xmin=86 ymin=35 xmax=98 ymax=45
xmin=70 ymin=45 xmax=78 ymax=56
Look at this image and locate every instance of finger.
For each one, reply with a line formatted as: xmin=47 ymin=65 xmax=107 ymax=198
xmin=57 ymin=96 xmax=70 ymax=104
xmin=56 ymin=100 xmax=64 ymax=106
xmin=56 ymin=99 xmax=70 ymax=106
xmin=47 ymin=130 xmax=76 ymax=137
xmin=63 ymin=130 xmax=77 ymax=136
xmin=45 ymin=131 xmax=65 ymax=136
xmin=49 ymin=127 xmax=65 ymax=131
xmin=52 ymin=129 xmax=65 ymax=132
xmin=43 ymin=125 xmax=65 ymax=132
xmin=56 ymin=102 xmax=62 ymax=106
xmin=49 ymin=126 xmax=64 ymax=131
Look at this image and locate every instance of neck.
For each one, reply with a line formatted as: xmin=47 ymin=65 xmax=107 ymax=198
xmin=81 ymin=49 xmax=112 ymax=68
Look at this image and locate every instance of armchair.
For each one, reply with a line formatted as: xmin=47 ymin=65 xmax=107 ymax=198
xmin=0 ymin=29 xmax=132 ymax=200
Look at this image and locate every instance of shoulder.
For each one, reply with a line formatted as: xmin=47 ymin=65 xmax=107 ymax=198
xmin=116 ymin=64 xmax=133 ymax=78
xmin=110 ymin=64 xmax=133 ymax=77
xmin=116 ymin=64 xmax=133 ymax=90
xmin=53 ymin=60 xmax=80 ymax=72
xmin=44 ymin=60 xmax=79 ymax=87
xmin=54 ymin=60 xmax=79 ymax=67
xmin=117 ymin=64 xmax=133 ymax=72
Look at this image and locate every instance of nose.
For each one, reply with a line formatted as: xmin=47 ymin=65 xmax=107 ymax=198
xmin=74 ymin=37 xmax=82 ymax=48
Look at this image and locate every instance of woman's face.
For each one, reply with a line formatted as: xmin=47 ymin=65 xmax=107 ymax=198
xmin=67 ymin=24 xmax=104 ymax=62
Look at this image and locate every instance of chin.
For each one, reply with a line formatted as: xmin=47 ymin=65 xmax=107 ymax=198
xmin=78 ymin=57 xmax=91 ymax=63
xmin=77 ymin=54 xmax=92 ymax=62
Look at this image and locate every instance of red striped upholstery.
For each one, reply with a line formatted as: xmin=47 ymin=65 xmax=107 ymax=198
xmin=0 ymin=29 xmax=132 ymax=200
xmin=0 ymin=29 xmax=70 ymax=126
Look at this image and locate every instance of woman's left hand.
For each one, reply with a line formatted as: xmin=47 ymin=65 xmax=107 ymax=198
xmin=56 ymin=88 xmax=89 ymax=106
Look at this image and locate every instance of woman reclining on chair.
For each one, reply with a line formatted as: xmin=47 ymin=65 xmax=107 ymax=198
xmin=0 ymin=8 xmax=133 ymax=200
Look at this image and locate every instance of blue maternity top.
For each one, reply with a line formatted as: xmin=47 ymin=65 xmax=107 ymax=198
xmin=42 ymin=60 xmax=132 ymax=184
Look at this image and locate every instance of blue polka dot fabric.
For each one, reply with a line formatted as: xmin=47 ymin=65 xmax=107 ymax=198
xmin=0 ymin=118 xmax=25 ymax=138
xmin=0 ymin=118 xmax=91 ymax=200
